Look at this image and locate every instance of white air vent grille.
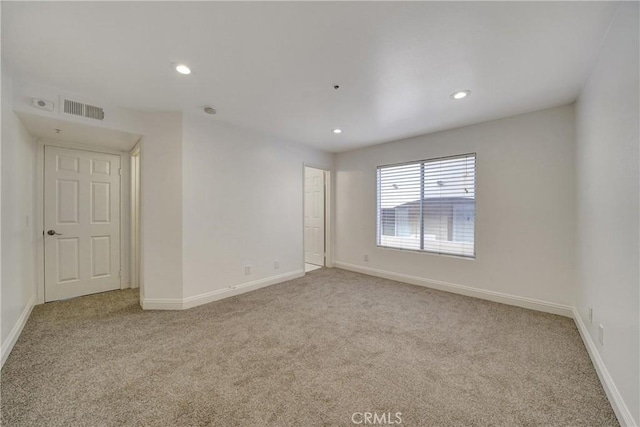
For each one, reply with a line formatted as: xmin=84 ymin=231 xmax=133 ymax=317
xmin=84 ymin=104 xmax=105 ymax=120
xmin=64 ymin=99 xmax=83 ymax=116
xmin=63 ymin=99 xmax=105 ymax=120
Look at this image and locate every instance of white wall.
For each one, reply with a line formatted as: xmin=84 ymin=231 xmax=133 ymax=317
xmin=9 ymin=79 xmax=185 ymax=305
xmin=8 ymin=78 xmax=331 ymax=308
xmin=182 ymin=114 xmax=332 ymax=300
xmin=334 ymin=105 xmax=576 ymax=308
xmin=1 ymin=69 xmax=37 ymax=363
xmin=137 ymin=112 xmax=183 ymax=303
xmin=575 ymin=2 xmax=639 ymax=425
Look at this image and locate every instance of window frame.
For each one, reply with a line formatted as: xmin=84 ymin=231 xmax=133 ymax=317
xmin=376 ymin=153 xmax=477 ymax=259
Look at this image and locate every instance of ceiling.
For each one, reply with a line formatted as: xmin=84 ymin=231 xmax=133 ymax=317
xmin=2 ymin=2 xmax=619 ymax=152
xmin=15 ymin=112 xmax=141 ymax=152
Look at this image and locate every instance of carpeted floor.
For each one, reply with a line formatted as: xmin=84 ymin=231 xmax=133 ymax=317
xmin=1 ymin=268 xmax=618 ymax=426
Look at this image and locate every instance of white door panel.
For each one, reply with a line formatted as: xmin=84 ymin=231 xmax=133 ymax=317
xmin=304 ymin=167 xmax=325 ymax=266
xmin=44 ymin=146 xmax=121 ymax=302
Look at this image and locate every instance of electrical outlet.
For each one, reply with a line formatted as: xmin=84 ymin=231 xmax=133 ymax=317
xmin=598 ymin=324 xmax=604 ymax=345
xmin=588 ymin=307 xmax=593 ymax=324
xmin=244 ymin=265 xmax=251 ymax=275
xmin=274 ymin=260 xmax=279 ymax=270
xmin=364 ymin=254 xmax=369 ymax=262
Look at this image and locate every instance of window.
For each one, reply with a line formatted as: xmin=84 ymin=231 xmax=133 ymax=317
xmin=377 ymin=153 xmax=476 ymax=258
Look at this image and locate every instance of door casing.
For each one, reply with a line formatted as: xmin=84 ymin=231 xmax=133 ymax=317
xmin=302 ymin=163 xmax=332 ymax=272
xmin=130 ymin=143 xmax=141 ymax=290
xmin=36 ymin=139 xmax=131 ymax=304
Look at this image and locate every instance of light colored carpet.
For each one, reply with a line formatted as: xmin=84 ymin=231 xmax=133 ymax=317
xmin=305 ymin=263 xmax=322 ymax=272
xmin=1 ymin=268 xmax=618 ymax=426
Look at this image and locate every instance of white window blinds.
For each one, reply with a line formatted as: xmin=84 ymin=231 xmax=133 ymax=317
xmin=377 ymin=153 xmax=476 ymax=258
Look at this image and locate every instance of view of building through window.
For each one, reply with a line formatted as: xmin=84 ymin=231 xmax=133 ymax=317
xmin=377 ymin=154 xmax=476 ymax=257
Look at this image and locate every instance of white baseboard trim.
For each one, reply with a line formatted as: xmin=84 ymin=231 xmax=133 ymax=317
xmin=334 ymin=262 xmax=636 ymax=424
xmin=141 ymin=270 xmax=305 ymax=311
xmin=182 ymin=270 xmax=305 ymax=309
xmin=333 ymin=261 xmax=573 ymax=317
xmin=572 ymin=308 xmax=637 ymax=427
xmin=140 ymin=297 xmax=183 ymax=310
xmin=1 ymin=294 xmax=36 ymax=367
xmin=2 ymin=267 xmax=633 ymax=426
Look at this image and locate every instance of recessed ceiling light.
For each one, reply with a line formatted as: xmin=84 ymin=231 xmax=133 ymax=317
xmin=332 ymin=128 xmax=342 ymax=134
xmin=174 ymin=63 xmax=191 ymax=75
xmin=451 ymin=90 xmax=471 ymax=100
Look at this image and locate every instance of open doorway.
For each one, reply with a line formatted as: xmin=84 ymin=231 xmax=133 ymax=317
xmin=304 ymin=166 xmax=327 ymax=272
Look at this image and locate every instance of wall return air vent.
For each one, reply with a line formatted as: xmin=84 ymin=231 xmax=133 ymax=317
xmin=63 ymin=98 xmax=105 ymax=120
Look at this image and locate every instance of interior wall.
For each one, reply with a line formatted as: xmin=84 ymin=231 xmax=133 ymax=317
xmin=575 ymin=2 xmax=639 ymax=424
xmin=137 ymin=112 xmax=183 ymax=302
xmin=181 ymin=114 xmax=332 ymax=300
xmin=1 ymin=69 xmax=37 ymax=357
xmin=334 ymin=105 xmax=576 ymax=306
xmin=9 ymin=79 xmax=185 ymax=305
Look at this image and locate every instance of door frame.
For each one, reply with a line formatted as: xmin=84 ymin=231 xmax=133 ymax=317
xmin=35 ymin=139 xmax=131 ymax=304
xmin=302 ymin=163 xmax=332 ymax=271
xmin=130 ymin=142 xmax=141 ymax=289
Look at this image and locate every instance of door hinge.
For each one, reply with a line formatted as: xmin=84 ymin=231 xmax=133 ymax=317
xmin=118 ymin=168 xmax=122 ymax=176
xmin=119 ymin=270 xmax=122 ymax=278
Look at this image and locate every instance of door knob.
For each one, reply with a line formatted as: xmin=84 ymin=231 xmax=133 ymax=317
xmin=47 ymin=230 xmax=62 ymax=236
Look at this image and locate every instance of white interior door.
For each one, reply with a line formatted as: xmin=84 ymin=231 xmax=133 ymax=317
xmin=304 ymin=167 xmax=325 ymax=266
xmin=44 ymin=146 xmax=121 ymax=302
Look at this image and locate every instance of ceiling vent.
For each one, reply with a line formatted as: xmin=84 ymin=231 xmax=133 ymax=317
xmin=63 ymin=98 xmax=105 ymax=120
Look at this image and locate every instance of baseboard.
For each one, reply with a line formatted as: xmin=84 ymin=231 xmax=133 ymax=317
xmin=573 ymin=308 xmax=637 ymax=427
xmin=140 ymin=297 xmax=183 ymax=310
xmin=334 ymin=262 xmax=635 ymax=424
xmin=1 ymin=294 xmax=36 ymax=367
xmin=141 ymin=270 xmax=305 ymax=311
xmin=333 ymin=261 xmax=573 ymax=317
xmin=182 ymin=270 xmax=305 ymax=310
